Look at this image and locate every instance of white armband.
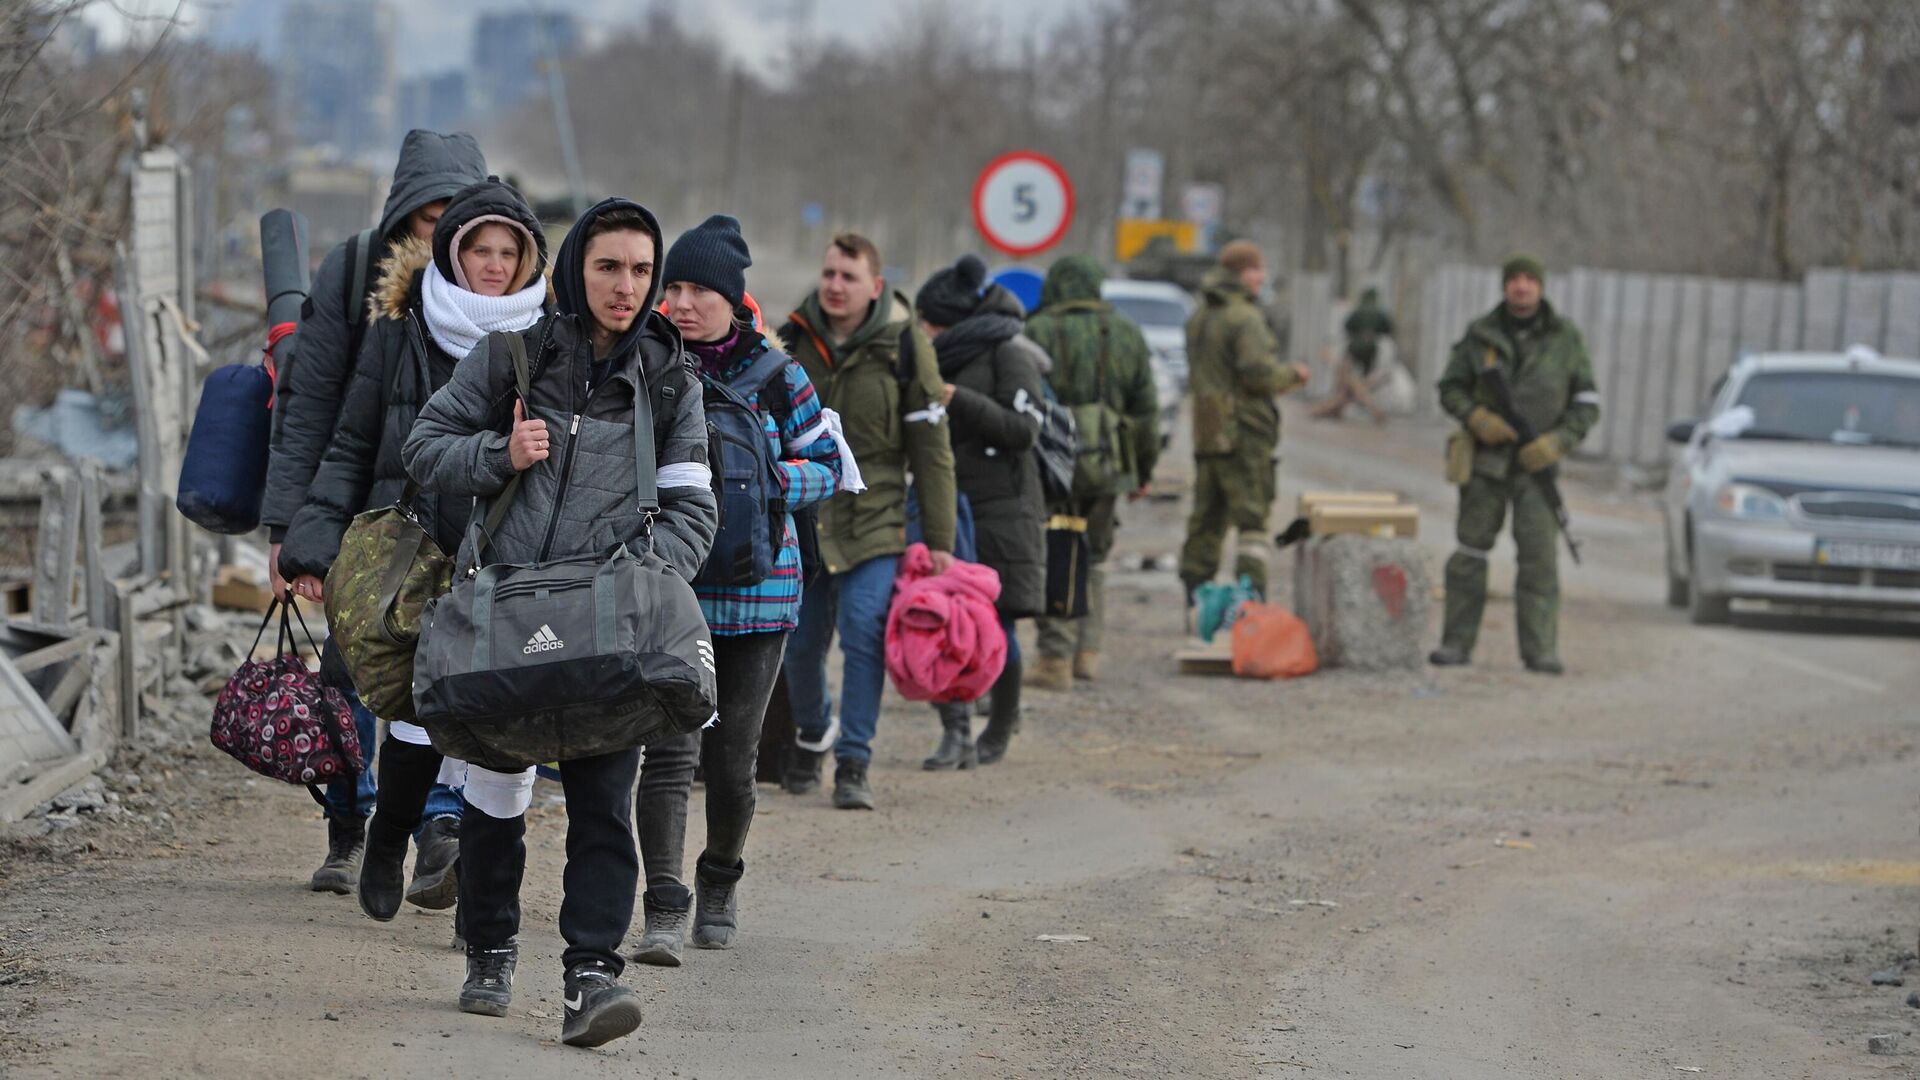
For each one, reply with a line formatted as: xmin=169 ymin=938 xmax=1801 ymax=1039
xmin=785 ymin=408 xmax=866 ymax=493
xmin=656 ymin=461 xmax=712 ymax=490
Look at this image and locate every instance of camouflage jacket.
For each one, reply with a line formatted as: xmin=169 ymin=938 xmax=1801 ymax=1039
xmin=1025 ymin=255 xmax=1161 ymax=488
xmin=1186 ymin=267 xmax=1302 ymax=457
xmin=1437 ymin=300 xmax=1601 ymax=478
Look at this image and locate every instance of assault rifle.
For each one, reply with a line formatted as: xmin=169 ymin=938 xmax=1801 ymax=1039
xmin=1479 ymin=355 xmax=1583 ymax=564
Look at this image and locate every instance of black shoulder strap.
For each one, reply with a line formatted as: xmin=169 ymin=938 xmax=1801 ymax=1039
xmin=345 ymin=226 xmax=377 ymax=358
xmin=468 ymin=334 xmax=533 ymax=568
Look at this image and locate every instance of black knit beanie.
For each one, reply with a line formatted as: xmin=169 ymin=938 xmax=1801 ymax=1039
xmin=915 ymin=254 xmax=989 ymax=328
xmin=1501 ymin=254 xmax=1546 ymax=287
xmin=661 ymin=214 xmax=752 ymax=306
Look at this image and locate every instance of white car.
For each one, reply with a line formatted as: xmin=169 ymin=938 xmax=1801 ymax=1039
xmin=1661 ymin=348 xmax=1920 ymax=623
xmin=1101 ymin=278 xmax=1193 ymax=436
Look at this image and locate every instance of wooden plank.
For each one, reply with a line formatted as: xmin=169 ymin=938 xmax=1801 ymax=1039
xmin=1801 ymin=269 xmax=1847 ymax=351
xmin=12 ymin=632 xmax=104 ymax=677
xmin=0 ymin=749 xmax=106 ymax=824
xmin=79 ymin=464 xmax=107 ymax=630
xmin=113 ymin=581 xmax=139 ymax=741
xmin=1699 ymin=280 xmax=1741 ymax=412
xmin=42 ymin=658 xmax=90 ymax=721
xmin=1883 ymin=274 xmax=1920 ymax=359
xmin=32 ymin=467 xmax=79 ymax=626
xmin=0 ymin=650 xmax=76 ymax=770
xmin=1582 ymin=271 xmax=1623 ymax=460
xmin=1841 ymin=272 xmax=1891 ymax=352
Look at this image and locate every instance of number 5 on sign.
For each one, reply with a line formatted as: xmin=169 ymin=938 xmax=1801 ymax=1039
xmin=973 ymin=151 xmax=1074 ymax=258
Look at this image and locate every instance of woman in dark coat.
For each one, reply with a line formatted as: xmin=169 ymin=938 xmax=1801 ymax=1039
xmin=280 ymin=177 xmax=550 ymax=925
xmin=913 ymin=254 xmax=1049 ymax=766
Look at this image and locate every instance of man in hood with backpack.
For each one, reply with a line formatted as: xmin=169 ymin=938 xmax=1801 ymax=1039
xmin=263 ymin=129 xmax=487 ymax=899
xmin=404 ymin=197 xmax=716 ymax=1048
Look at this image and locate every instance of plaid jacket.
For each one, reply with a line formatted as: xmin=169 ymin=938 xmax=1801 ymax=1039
xmin=694 ymin=347 xmax=842 ymax=634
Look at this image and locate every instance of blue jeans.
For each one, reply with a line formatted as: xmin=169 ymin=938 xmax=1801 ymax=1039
xmin=784 ymin=553 xmax=898 ymax=766
xmin=324 ymin=692 xmax=463 ymax=826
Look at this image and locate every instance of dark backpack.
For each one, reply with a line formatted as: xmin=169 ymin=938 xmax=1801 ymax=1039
xmin=694 ymin=345 xmax=791 ymax=587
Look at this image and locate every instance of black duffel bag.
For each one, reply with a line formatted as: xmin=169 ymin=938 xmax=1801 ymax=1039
xmin=412 ymin=363 xmax=717 ymax=772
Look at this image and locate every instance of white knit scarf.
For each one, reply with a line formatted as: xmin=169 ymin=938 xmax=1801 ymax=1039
xmin=421 ymin=267 xmax=546 ymax=359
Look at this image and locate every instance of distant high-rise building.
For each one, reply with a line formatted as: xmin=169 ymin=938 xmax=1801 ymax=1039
xmin=471 ymin=12 xmax=579 ymax=115
xmin=278 ymin=0 xmax=396 ymax=157
xmin=398 ymin=72 xmax=469 ymax=136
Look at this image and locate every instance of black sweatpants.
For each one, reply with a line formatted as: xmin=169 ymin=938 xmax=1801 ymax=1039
xmin=458 ymin=746 xmax=642 ymax=976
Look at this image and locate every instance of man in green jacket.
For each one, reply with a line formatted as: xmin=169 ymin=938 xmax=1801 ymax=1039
xmin=1179 ymin=241 xmax=1309 ymax=600
xmin=1430 ymin=255 xmax=1600 ymax=675
xmin=778 ymin=233 xmax=958 ymax=809
xmin=1024 ymin=254 xmax=1160 ymax=689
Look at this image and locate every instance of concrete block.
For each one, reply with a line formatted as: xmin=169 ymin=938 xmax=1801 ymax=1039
xmin=1292 ymin=534 xmax=1430 ymax=671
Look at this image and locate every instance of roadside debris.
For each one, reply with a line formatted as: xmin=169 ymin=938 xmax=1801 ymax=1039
xmin=1870 ymin=969 xmax=1904 ymax=986
xmin=1867 ymin=1033 xmax=1899 ymax=1055
xmin=1034 ymin=934 xmax=1092 ymax=943
xmin=1288 ymin=899 xmax=1340 ymax=909
xmin=1493 ymin=836 xmax=1535 ymax=850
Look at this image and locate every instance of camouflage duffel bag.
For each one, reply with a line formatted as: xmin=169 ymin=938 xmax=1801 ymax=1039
xmin=323 ymin=487 xmax=454 ymax=723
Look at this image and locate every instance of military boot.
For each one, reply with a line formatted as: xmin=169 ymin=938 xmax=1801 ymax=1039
xmin=1524 ymin=655 xmax=1565 ymax=676
xmin=406 ymin=816 xmax=460 ymax=910
xmin=310 ymin=816 xmax=365 ymax=894
xmin=1428 ymin=645 xmax=1471 ymax=667
xmin=692 ymin=855 xmax=744 ymax=949
xmin=1025 ymin=654 xmax=1073 ymax=692
xmin=1072 ymin=651 xmax=1101 ymax=681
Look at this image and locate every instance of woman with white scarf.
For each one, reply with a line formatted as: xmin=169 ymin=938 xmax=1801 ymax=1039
xmin=280 ymin=177 xmax=549 ymax=927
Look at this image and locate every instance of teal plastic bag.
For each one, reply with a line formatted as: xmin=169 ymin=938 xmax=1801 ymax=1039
xmin=1193 ymin=575 xmax=1261 ymax=643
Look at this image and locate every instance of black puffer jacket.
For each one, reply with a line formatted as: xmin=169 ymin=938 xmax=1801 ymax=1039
xmin=280 ymin=179 xmax=550 ymax=583
xmin=934 ymin=284 xmax=1050 ymax=619
xmin=262 ymin=130 xmax=487 ymax=538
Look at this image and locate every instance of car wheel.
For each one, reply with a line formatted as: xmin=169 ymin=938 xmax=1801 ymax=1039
xmin=1686 ymin=529 xmax=1730 ymax=625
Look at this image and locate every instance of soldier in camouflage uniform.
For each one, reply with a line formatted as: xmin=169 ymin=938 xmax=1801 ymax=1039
xmin=1024 ymin=255 xmax=1161 ymax=689
xmin=1179 ymin=241 xmax=1309 ymax=600
xmin=1430 ymin=256 xmax=1600 ymax=675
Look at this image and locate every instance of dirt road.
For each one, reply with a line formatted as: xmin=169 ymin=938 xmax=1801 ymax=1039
xmin=4 ymin=403 xmax=1917 ymax=1079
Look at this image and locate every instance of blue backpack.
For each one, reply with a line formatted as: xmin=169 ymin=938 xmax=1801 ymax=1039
xmin=693 ymin=345 xmax=792 ymax=587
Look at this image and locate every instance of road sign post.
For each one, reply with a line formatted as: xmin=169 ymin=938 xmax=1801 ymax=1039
xmin=973 ymin=151 xmax=1075 ymax=259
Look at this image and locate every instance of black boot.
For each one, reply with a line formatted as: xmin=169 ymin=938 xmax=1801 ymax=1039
xmin=405 ymin=816 xmax=460 ymax=910
xmin=459 ymin=941 xmax=517 ymax=1017
xmin=832 ymin=760 xmax=874 ymax=810
xmin=1429 ymin=645 xmax=1471 ymax=666
xmin=309 ymin=816 xmax=364 ymax=894
xmin=923 ymin=703 xmax=977 ymax=770
xmin=783 ymin=747 xmax=824 ymax=795
xmin=692 ymin=855 xmax=744 ymax=949
xmin=976 ymin=657 xmax=1023 ymax=766
xmin=358 ymin=738 xmax=440 ymax=921
xmin=629 ymin=884 xmax=691 ymax=967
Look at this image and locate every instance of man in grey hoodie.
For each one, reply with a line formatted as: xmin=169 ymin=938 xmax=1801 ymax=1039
xmin=262 ymin=129 xmax=488 ymax=898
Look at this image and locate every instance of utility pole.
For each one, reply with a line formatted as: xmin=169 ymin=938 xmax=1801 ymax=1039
xmin=532 ymin=3 xmax=589 ymax=216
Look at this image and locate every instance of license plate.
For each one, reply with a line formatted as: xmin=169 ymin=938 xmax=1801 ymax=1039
xmin=1815 ymin=539 xmax=1920 ymax=569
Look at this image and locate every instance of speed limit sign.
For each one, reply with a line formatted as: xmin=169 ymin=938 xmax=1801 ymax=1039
xmin=972 ymin=151 xmax=1074 ymax=258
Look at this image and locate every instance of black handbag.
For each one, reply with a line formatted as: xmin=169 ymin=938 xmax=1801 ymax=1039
xmin=1044 ymin=513 xmax=1091 ymax=619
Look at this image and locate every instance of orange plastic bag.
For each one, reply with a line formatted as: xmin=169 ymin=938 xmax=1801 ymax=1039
xmin=1229 ymin=602 xmax=1319 ymax=679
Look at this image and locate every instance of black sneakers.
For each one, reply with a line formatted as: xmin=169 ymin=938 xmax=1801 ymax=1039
xmin=783 ymin=747 xmax=824 ymax=795
xmin=561 ymin=961 xmax=644 ymax=1048
xmin=405 ymin=816 xmax=460 ymax=910
xmin=459 ymin=943 xmax=517 ymax=1017
xmin=309 ymin=816 xmax=365 ymax=894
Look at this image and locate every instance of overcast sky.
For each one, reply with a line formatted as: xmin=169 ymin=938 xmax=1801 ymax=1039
xmin=87 ymin=0 xmax=1082 ymax=78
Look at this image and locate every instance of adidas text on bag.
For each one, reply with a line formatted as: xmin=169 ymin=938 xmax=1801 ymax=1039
xmin=524 ymin=624 xmax=566 ymax=654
